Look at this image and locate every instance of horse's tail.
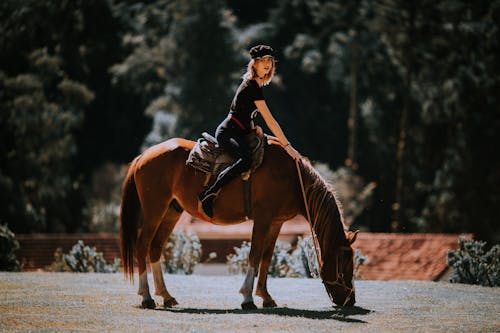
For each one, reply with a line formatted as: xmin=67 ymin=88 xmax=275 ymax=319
xmin=120 ymin=156 xmax=141 ymax=282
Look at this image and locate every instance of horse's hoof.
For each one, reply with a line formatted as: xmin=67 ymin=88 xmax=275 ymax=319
xmin=241 ymin=302 xmax=257 ymax=310
xmin=263 ymin=300 xmax=277 ymax=308
xmin=141 ymin=299 xmax=156 ymax=309
xmin=163 ymin=297 xmax=178 ymax=308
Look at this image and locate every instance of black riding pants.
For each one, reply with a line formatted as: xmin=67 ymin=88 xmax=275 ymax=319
xmin=210 ymin=118 xmax=252 ymax=189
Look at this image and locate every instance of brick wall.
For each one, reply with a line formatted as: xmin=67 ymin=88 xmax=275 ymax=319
xmin=16 ymin=233 xmax=121 ymax=270
xmin=14 ymin=221 xmax=467 ymax=280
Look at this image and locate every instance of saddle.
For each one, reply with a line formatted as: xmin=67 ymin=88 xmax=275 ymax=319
xmin=186 ymin=131 xmax=266 ymax=179
xmin=186 ymin=131 xmax=266 ymax=220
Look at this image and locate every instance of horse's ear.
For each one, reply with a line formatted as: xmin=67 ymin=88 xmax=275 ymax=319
xmin=347 ymin=230 xmax=359 ymax=244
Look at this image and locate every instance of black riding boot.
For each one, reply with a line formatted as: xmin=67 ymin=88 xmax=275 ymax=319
xmin=199 ymin=158 xmax=246 ymax=218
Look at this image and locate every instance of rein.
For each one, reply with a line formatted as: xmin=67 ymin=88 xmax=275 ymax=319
xmin=295 ymin=159 xmax=354 ymax=306
xmin=295 ymin=159 xmax=323 ymax=269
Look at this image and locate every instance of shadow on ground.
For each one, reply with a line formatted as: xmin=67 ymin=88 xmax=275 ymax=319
xmin=158 ymin=306 xmax=372 ymax=323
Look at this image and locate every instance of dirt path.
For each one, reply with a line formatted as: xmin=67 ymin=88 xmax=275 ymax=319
xmin=1 ymin=273 xmax=498 ymax=332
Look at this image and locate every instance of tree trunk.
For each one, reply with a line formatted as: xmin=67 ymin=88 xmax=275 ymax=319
xmin=346 ymin=38 xmax=359 ymax=171
xmin=393 ymin=83 xmax=409 ymax=232
xmin=393 ymin=4 xmax=416 ymax=232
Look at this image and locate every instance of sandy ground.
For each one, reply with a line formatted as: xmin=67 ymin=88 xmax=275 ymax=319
xmin=0 ymin=272 xmax=499 ymax=332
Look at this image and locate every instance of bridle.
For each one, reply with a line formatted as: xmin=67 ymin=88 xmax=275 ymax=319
xmin=322 ymin=246 xmax=355 ymax=306
xmin=295 ymin=159 xmax=355 ymax=306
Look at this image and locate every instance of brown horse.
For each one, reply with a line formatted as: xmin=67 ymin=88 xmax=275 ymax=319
xmin=120 ymin=138 xmax=358 ymax=309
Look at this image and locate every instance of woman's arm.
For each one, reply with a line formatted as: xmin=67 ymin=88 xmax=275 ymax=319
xmin=254 ymin=100 xmax=288 ymax=144
xmin=254 ymin=100 xmax=301 ymax=160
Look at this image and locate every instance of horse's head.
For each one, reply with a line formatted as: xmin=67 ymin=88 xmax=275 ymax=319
xmin=321 ymin=230 xmax=358 ymax=307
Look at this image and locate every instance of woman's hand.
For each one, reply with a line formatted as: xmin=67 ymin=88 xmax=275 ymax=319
xmin=254 ymin=100 xmax=300 ymax=160
xmin=284 ymin=144 xmax=301 ymax=160
xmin=254 ymin=125 xmax=263 ymax=136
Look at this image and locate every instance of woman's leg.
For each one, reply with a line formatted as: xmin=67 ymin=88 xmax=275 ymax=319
xmin=199 ymin=130 xmax=252 ymax=217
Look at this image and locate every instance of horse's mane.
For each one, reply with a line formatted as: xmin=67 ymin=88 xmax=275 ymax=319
xmin=299 ymin=159 xmax=347 ymax=260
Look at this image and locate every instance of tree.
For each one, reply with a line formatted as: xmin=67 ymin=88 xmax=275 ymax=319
xmin=113 ymin=0 xmax=239 ymax=144
xmin=372 ymin=0 xmax=500 ymax=239
xmin=0 ymin=50 xmax=93 ymax=233
xmin=264 ymin=0 xmax=350 ymax=167
xmin=411 ymin=1 xmax=500 ymax=240
xmin=0 ymin=0 xmax=123 ymax=232
xmin=371 ymin=0 xmax=426 ymax=232
xmin=161 ymin=0 xmax=240 ymax=139
xmin=265 ymin=0 xmax=402 ymax=231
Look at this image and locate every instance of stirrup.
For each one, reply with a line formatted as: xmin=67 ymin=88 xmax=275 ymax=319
xmin=200 ymin=193 xmax=218 ymax=218
xmin=199 ymin=191 xmax=218 ymax=203
xmin=198 ymin=184 xmax=221 ymax=201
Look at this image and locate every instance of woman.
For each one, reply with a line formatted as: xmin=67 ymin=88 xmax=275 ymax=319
xmin=199 ymin=44 xmax=301 ymax=218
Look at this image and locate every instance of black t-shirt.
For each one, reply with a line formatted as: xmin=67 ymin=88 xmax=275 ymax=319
xmin=229 ymin=79 xmax=264 ymax=129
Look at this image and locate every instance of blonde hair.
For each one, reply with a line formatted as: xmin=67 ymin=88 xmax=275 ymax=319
xmin=242 ymin=57 xmax=276 ymax=86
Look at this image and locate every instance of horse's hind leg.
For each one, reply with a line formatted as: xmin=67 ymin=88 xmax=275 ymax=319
xmin=136 ymin=201 xmax=169 ymax=309
xmin=256 ymin=223 xmax=282 ymax=308
xmin=149 ymin=202 xmax=183 ymax=308
xmin=136 ymin=223 xmax=158 ymax=308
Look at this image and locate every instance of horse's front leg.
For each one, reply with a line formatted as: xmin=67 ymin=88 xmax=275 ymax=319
xmin=239 ymin=220 xmax=269 ymax=309
xmin=255 ymin=223 xmax=282 ymax=308
xmin=239 ymin=266 xmax=257 ymax=309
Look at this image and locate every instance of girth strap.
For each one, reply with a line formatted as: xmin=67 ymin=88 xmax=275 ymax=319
xmin=243 ymin=178 xmax=252 ymax=219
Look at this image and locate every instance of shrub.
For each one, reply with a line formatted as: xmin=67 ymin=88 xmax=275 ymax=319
xmin=227 ymin=241 xmax=251 ymax=275
xmin=291 ymin=236 xmax=320 ymax=278
xmin=82 ymin=163 xmax=126 ymax=232
xmin=447 ymin=236 xmax=500 ymax=287
xmin=0 ymin=224 xmax=21 ymax=271
xmin=268 ymin=241 xmax=296 ymax=278
xmin=162 ymin=230 xmax=202 ymax=274
xmin=227 ymin=236 xmax=367 ymax=279
xmin=45 ymin=247 xmax=71 ymax=272
xmin=313 ymin=163 xmax=376 ymax=227
xmin=354 ymin=249 xmax=368 ymax=280
xmin=47 ymin=240 xmax=120 ymax=273
xmin=291 ymin=237 xmax=368 ymax=279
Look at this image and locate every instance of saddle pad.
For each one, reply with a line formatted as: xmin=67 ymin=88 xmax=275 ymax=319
xmin=186 ymin=132 xmax=266 ymax=176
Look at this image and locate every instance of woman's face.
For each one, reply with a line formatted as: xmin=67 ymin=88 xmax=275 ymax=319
xmin=254 ymin=56 xmax=274 ymax=77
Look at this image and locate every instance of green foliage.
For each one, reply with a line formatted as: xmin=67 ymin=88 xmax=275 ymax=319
xmin=292 ymin=237 xmax=368 ymax=279
xmin=45 ymin=247 xmax=71 ymax=272
xmin=82 ymin=163 xmax=126 ymax=232
xmin=227 ymin=237 xmax=367 ymax=279
xmin=227 ymin=241 xmax=251 ymax=275
xmin=314 ymin=163 xmax=376 ymax=227
xmin=159 ymin=0 xmax=239 ymax=138
xmin=162 ymin=230 xmax=202 ymax=275
xmin=0 ymin=0 xmax=139 ymax=233
xmin=447 ymin=237 xmax=500 ymax=287
xmin=0 ymin=49 xmax=90 ymax=233
xmin=113 ymin=0 xmax=239 ymax=144
xmin=110 ymin=1 xmax=171 ymax=104
xmin=289 ymin=236 xmax=319 ymax=278
xmin=48 ymin=240 xmax=120 ymax=273
xmin=354 ymin=249 xmax=368 ymax=280
xmin=368 ymin=0 xmax=500 ymax=236
xmin=268 ymin=241 xmax=300 ymax=278
xmin=0 ymin=224 xmax=21 ymax=271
